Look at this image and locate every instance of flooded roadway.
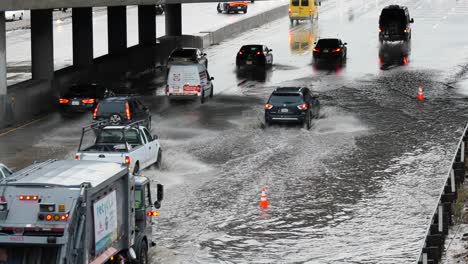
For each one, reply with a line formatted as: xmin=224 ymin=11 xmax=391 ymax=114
xmin=3 ymin=0 xmax=468 ymax=263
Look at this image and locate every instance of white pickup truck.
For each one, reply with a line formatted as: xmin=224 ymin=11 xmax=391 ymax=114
xmin=75 ymin=121 xmax=162 ymax=173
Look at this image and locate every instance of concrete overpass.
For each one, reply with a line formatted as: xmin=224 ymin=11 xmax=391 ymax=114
xmin=0 ymin=1 xmax=189 ymax=128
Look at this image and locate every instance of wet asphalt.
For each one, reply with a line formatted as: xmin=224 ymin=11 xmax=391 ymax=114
xmin=2 ymin=0 xmax=468 ymax=263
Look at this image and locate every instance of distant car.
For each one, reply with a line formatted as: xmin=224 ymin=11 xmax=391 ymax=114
xmin=166 ymin=64 xmax=214 ymax=104
xmin=93 ymin=97 xmax=152 ymax=129
xmin=168 ymin=48 xmax=208 ymax=68
xmin=313 ymin=38 xmax=347 ymax=64
xmin=5 ymin=10 xmax=24 ymax=21
xmin=217 ymin=2 xmax=248 ymax=14
xmin=155 ymin=4 xmax=165 ymax=15
xmin=264 ymin=87 xmax=320 ymax=129
xmin=59 ymin=83 xmax=113 ymax=114
xmin=236 ymin=45 xmax=273 ymax=69
xmin=0 ymin=163 xmax=12 ymax=178
xmin=379 ymin=5 xmax=414 ymax=42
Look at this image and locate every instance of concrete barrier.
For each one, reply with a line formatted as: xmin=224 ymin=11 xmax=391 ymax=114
xmin=417 ymin=124 xmax=468 ymax=264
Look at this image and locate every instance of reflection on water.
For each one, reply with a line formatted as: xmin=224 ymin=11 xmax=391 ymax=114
xmin=288 ymin=23 xmax=319 ymax=55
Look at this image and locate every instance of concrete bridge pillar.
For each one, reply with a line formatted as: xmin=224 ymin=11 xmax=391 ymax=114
xmin=138 ymin=5 xmax=156 ymax=46
xmin=72 ymin=7 xmax=93 ymax=68
xmin=108 ymin=6 xmax=127 ymax=54
xmin=165 ymin=4 xmax=182 ymax=36
xmin=0 ymin=12 xmax=6 ymax=96
xmin=31 ymin=9 xmax=54 ymax=80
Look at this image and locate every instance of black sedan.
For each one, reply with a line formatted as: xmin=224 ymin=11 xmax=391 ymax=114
xmin=236 ymin=44 xmax=273 ymax=69
xmin=264 ymin=87 xmax=320 ymax=129
xmin=58 ymin=83 xmax=112 ymax=114
xmin=313 ymin=38 xmax=347 ymax=64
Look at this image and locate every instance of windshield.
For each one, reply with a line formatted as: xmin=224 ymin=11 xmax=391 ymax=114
xmin=380 ymin=9 xmax=406 ymax=25
xmin=97 ymin=102 xmax=125 ymax=114
xmin=171 ymin=49 xmax=196 ymax=58
xmin=316 ymin=39 xmax=340 ymax=48
xmin=269 ymin=94 xmax=303 ymax=104
xmin=240 ymin=45 xmax=262 ymax=55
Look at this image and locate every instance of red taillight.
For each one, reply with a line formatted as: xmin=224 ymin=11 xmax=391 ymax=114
xmin=256 ymin=51 xmax=261 ymax=55
xmin=19 ymin=195 xmax=24 ymax=200
xmin=288 ymin=7 xmax=291 ymax=13
xmin=26 ymin=196 xmax=31 ymax=201
xmin=125 ymin=156 xmax=130 ymax=166
xmin=403 ymin=56 xmax=408 ymax=65
xmin=81 ymin=98 xmax=95 ymax=104
xmin=147 ymin=211 xmax=159 ymax=217
xmin=297 ymin=103 xmax=308 ymax=110
xmin=125 ymin=102 xmax=131 ymax=120
xmin=59 ymin=98 xmax=69 ymax=104
xmin=75 ymin=155 xmax=79 ymax=160
xmin=309 ymin=8 xmax=312 ymax=14
xmin=239 ymin=51 xmax=243 ymax=55
xmin=332 ymin=48 xmax=341 ymax=53
xmin=165 ymin=85 xmax=170 ymax=94
xmin=313 ymin=48 xmax=319 ymax=52
xmin=378 ymin=27 xmax=382 ymax=32
xmin=403 ymin=28 xmax=408 ymax=33
xmin=264 ymin=103 xmax=273 ymax=110
xmin=93 ymin=104 xmax=99 ymax=119
xmin=45 ymin=214 xmax=52 ymax=221
xmin=32 ymin=196 xmax=38 ymax=201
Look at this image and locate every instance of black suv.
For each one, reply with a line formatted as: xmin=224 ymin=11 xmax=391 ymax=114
xmin=313 ymin=38 xmax=347 ymax=65
xmin=264 ymin=87 xmax=320 ymax=129
xmin=379 ymin=5 xmax=414 ymax=42
xmin=93 ymin=97 xmax=151 ymax=129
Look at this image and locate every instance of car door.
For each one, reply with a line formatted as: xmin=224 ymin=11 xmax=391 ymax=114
xmin=142 ymin=128 xmax=159 ymax=164
xmin=300 ymin=0 xmax=310 ymax=18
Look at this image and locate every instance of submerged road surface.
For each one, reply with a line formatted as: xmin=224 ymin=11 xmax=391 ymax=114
xmin=2 ymin=0 xmax=468 ymax=263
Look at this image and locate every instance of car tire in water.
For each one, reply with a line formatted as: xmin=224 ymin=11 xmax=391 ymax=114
xmin=243 ymin=10 xmax=247 ymax=14
xmin=154 ymin=149 xmax=162 ymax=169
xmin=201 ymin=90 xmax=205 ymax=104
xmin=209 ymin=84 xmax=214 ymax=98
xmin=133 ymin=162 xmax=140 ymax=174
xmin=138 ymin=241 xmax=148 ymax=264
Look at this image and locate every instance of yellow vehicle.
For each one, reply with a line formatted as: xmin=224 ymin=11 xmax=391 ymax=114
xmin=288 ymin=24 xmax=319 ymax=54
xmin=289 ymin=0 xmax=320 ymax=24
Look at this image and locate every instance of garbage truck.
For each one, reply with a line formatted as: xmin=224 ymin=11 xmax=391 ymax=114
xmin=0 ymin=159 xmax=164 ymax=264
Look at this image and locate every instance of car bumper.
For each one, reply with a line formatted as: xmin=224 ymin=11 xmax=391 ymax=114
xmin=59 ymin=105 xmax=94 ymax=112
xmin=289 ymin=15 xmax=311 ymax=20
xmin=167 ymin=93 xmax=201 ymax=99
xmin=266 ymin=113 xmax=305 ymax=123
xmin=313 ymin=52 xmax=342 ymax=59
xmin=379 ymin=33 xmax=409 ymax=41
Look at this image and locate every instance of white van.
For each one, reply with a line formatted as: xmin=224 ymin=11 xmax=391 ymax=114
xmin=166 ymin=64 xmax=214 ymax=104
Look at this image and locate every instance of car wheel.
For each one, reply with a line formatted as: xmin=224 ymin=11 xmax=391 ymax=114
xmin=217 ymin=8 xmax=222 ymax=13
xmin=109 ymin=113 xmax=123 ymax=124
xmin=251 ymin=0 xmax=255 ymax=2
xmin=243 ymin=10 xmax=247 ymax=14
xmin=201 ymin=90 xmax=205 ymax=104
xmin=12 ymin=14 xmax=15 ymax=21
xmin=147 ymin=117 xmax=151 ymax=130
xmin=133 ymin=162 xmax=140 ymax=174
xmin=20 ymin=13 xmax=23 ymax=20
xmin=305 ymin=112 xmax=312 ymax=130
xmin=138 ymin=240 xmax=148 ymax=264
xmin=209 ymin=84 xmax=214 ymax=98
xmin=154 ymin=149 xmax=162 ymax=169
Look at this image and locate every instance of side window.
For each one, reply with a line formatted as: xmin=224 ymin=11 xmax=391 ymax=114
xmin=301 ymin=0 xmax=309 ymax=7
xmin=143 ymin=128 xmax=152 ymax=141
xmin=292 ymin=0 xmax=299 ymax=6
xmin=140 ymin=130 xmax=148 ymax=144
xmin=145 ymin=184 xmax=152 ymax=207
xmin=134 ymin=189 xmax=143 ymax=210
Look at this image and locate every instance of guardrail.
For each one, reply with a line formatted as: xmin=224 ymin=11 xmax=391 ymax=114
xmin=417 ymin=124 xmax=468 ymax=264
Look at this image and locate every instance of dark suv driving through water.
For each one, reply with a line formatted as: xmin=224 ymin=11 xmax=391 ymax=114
xmin=379 ymin=5 xmax=414 ymax=42
xmin=264 ymin=87 xmax=320 ymax=129
xmin=93 ymin=97 xmax=151 ymax=129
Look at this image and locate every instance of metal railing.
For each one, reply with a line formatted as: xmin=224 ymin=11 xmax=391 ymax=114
xmin=417 ymin=123 xmax=468 ymax=264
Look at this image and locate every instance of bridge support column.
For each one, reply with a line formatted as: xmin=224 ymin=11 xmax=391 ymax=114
xmin=31 ymin=9 xmax=54 ymax=80
xmin=108 ymin=6 xmax=127 ymax=54
xmin=72 ymin=7 xmax=93 ymax=68
xmin=0 ymin=11 xmax=10 ymax=129
xmin=165 ymin=4 xmax=182 ymax=36
xmin=138 ymin=5 xmax=156 ymax=46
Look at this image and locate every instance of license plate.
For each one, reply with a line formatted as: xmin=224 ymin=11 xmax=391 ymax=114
xmin=246 ymin=61 xmax=253 ymax=65
xmin=323 ymin=49 xmax=329 ymax=53
xmin=293 ymin=12 xmax=298 ymax=15
xmin=280 ymin=108 xmax=289 ymax=113
xmin=72 ymin=101 xmax=79 ymax=106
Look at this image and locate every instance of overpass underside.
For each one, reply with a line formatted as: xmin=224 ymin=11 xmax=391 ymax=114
xmin=0 ymin=4 xmax=184 ymax=129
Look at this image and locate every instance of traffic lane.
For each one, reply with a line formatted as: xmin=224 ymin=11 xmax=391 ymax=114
xmin=146 ymin=0 xmax=468 ymax=263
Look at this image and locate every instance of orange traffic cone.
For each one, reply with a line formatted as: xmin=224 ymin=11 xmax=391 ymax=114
xmin=417 ymin=85 xmax=424 ymax=101
xmin=260 ymin=187 xmax=268 ymax=208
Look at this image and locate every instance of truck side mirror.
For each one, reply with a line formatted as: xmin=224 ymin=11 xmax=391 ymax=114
xmin=210 ymin=77 xmax=215 ymax=81
xmin=153 ymin=183 xmax=164 ymax=209
xmin=410 ymin=18 xmax=414 ymax=23
xmin=153 ymin=135 xmax=159 ymax=140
